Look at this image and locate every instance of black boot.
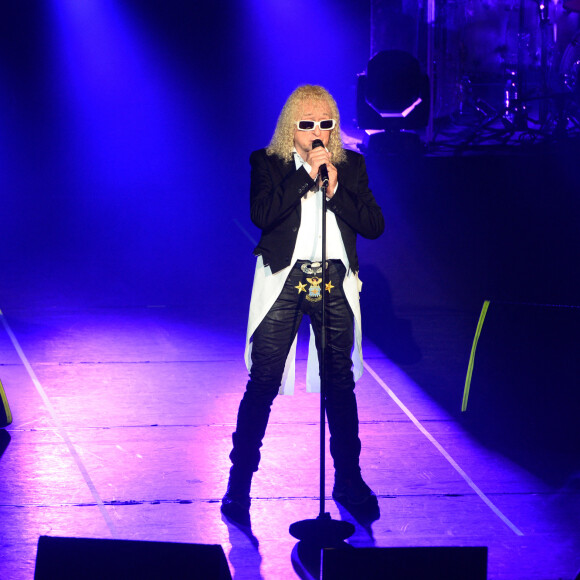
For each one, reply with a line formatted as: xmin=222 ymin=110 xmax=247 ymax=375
xmin=325 ymin=389 xmax=378 ymax=511
xmin=332 ymin=471 xmax=377 ymax=506
xmin=332 ymin=470 xmax=379 ymax=523
xmin=221 ymin=386 xmax=276 ymax=527
xmin=221 ymin=466 xmax=253 ymax=527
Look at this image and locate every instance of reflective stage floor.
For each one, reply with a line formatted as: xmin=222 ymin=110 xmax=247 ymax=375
xmin=1 ymin=296 xmax=579 ymax=579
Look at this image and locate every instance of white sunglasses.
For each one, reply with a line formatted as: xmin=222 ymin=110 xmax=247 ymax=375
xmin=295 ymin=119 xmax=336 ymax=131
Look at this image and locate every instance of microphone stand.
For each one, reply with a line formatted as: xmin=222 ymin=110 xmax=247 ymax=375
xmin=289 ymin=174 xmax=355 ymax=548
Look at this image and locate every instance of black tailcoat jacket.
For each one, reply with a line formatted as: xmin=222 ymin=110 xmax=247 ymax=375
xmin=249 ymin=148 xmax=384 ymax=274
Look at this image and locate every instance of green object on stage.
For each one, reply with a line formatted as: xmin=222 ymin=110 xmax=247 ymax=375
xmin=0 ymin=378 xmax=12 ymax=427
xmin=462 ymin=300 xmax=491 ymax=412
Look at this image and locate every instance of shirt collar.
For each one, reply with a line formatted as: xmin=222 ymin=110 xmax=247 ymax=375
xmin=292 ymin=148 xmax=305 ymax=168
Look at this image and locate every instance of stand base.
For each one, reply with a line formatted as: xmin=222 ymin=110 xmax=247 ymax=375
xmin=289 ymin=513 xmax=355 ymax=547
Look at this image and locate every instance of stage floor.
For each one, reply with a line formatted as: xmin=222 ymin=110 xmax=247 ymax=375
xmin=1 ymin=297 xmax=579 ymax=580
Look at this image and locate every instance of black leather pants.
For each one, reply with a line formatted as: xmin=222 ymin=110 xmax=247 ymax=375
xmin=229 ymin=260 xmax=362 ymax=480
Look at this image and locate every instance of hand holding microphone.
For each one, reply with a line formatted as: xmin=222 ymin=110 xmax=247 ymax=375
xmin=307 ymin=140 xmax=337 ymax=195
xmin=311 ymin=139 xmax=329 ymax=187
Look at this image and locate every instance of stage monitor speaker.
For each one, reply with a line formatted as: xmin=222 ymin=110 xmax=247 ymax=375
xmin=34 ymin=536 xmax=232 ymax=580
xmin=322 ymin=546 xmax=488 ymax=580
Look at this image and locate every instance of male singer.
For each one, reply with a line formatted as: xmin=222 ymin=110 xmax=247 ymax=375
xmin=221 ymin=85 xmax=384 ymax=526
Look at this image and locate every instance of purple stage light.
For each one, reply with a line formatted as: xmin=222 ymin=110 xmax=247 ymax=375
xmin=47 ymin=0 xmax=200 ymax=189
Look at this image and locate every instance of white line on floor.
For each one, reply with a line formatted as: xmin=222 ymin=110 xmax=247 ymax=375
xmin=364 ymin=360 xmax=524 ymax=536
xmin=0 ymin=309 xmax=119 ymax=538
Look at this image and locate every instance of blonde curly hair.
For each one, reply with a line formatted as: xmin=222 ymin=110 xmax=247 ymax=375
xmin=266 ymin=85 xmax=346 ymax=164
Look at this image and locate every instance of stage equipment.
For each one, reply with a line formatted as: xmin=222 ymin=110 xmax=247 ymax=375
xmin=0 ymin=429 xmax=10 ymax=459
xmin=289 ymin=141 xmax=356 ymax=548
xmin=452 ymin=0 xmax=580 ymax=149
xmin=0 ymin=378 xmax=12 ymax=428
xmin=356 ymin=49 xmax=430 ymax=132
xmin=34 ymin=536 xmax=232 ymax=580
xmin=560 ymin=32 xmax=580 ymax=94
xmin=322 ymin=546 xmax=488 ymax=580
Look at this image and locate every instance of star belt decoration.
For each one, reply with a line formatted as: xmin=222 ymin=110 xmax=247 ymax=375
xmin=295 ymin=281 xmax=307 ymax=293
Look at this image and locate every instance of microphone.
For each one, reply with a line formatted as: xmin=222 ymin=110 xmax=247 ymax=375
xmin=312 ymin=139 xmax=329 ymax=188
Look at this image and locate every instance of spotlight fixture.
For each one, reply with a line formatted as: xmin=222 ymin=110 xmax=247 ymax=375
xmin=357 ymin=49 xmax=430 ymax=132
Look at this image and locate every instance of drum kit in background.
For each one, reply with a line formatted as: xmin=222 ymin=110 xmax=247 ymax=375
xmin=560 ymin=1 xmax=580 ymax=92
xmin=436 ymin=0 xmax=580 ymax=135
